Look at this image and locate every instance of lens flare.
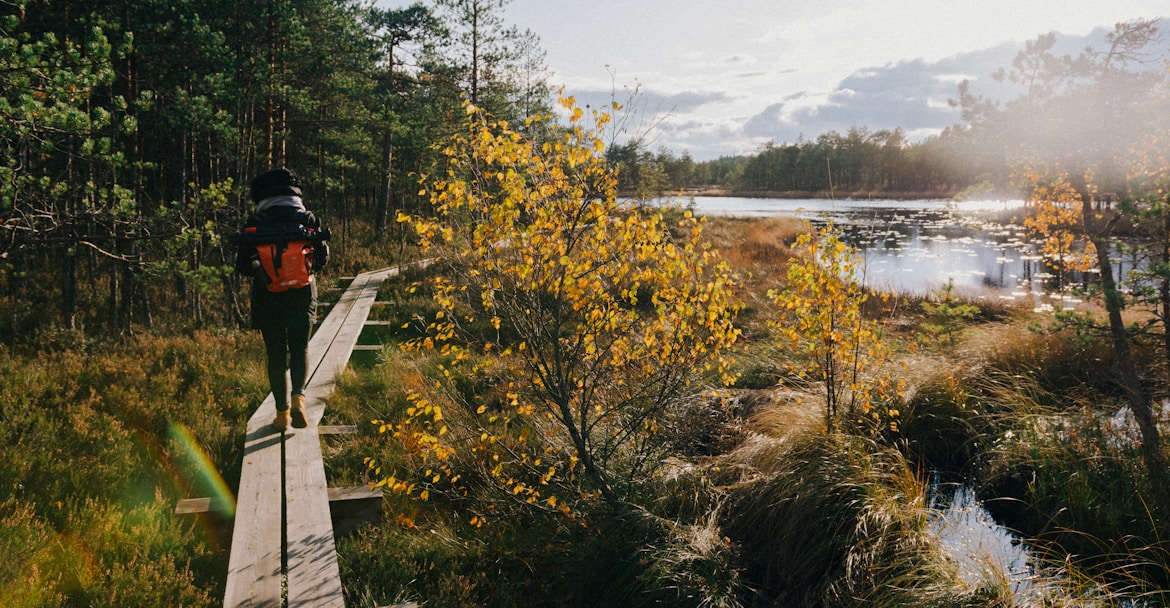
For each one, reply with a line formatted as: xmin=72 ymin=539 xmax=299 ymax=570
xmin=169 ymin=423 xmax=236 ymax=517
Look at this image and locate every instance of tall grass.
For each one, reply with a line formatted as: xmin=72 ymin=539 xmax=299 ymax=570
xmin=975 ymin=368 xmax=1170 ymax=600
xmin=892 ymin=316 xmax=1170 ymax=604
xmin=718 ymin=428 xmax=986 ymax=607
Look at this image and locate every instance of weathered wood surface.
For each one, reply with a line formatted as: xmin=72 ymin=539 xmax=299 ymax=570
xmin=177 ymin=484 xmax=373 ymax=516
xmin=222 ymin=408 xmax=284 ymax=607
xmin=224 ymin=268 xmax=397 ymax=608
xmin=327 ymin=486 xmax=384 ymax=537
xmin=319 ymin=425 xmax=359 ymax=436
xmin=286 ymin=268 xmax=395 ymax=607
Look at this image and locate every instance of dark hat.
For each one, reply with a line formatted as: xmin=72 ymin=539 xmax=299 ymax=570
xmin=250 ymin=168 xmax=303 ymax=202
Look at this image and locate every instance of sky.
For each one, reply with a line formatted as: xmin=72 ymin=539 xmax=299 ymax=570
xmin=378 ymin=0 xmax=1170 ymax=160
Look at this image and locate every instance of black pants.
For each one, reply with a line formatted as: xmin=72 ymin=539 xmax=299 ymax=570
xmin=254 ymin=284 xmax=316 ymax=411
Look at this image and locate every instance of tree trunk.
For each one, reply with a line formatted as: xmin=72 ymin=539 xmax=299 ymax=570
xmin=1073 ymin=174 xmax=1167 ymax=487
xmin=1162 ymin=206 xmax=1170 ymax=377
xmin=376 ymin=130 xmax=394 ymax=237
xmin=108 ymin=254 xmax=120 ymax=332
xmin=62 ymin=246 xmax=78 ymax=331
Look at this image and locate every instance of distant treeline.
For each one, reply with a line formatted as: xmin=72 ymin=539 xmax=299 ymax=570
xmin=609 ymin=125 xmax=1012 ymax=200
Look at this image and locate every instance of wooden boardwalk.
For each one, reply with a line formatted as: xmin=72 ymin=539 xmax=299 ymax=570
xmin=223 ymin=268 xmax=398 ymax=608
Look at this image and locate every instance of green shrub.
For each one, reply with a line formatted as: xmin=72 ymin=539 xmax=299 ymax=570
xmin=0 ymin=330 xmax=267 ymax=605
xmin=0 ymin=498 xmax=216 ymax=608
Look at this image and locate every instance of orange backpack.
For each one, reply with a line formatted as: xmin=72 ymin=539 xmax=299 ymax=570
xmin=235 ymin=224 xmax=330 ymax=293
xmin=255 ymin=239 xmax=314 ymax=292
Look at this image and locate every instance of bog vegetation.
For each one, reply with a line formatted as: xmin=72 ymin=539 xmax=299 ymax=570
xmin=3 ymin=1 xmax=1170 ymax=606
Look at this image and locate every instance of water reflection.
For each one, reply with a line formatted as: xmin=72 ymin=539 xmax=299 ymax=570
xmin=930 ymin=483 xmax=1038 ymax=600
xmin=684 ymin=196 xmax=1102 ymax=310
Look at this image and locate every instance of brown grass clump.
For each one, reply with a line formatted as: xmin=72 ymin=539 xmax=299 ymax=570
xmin=705 ymin=216 xmax=804 ymax=272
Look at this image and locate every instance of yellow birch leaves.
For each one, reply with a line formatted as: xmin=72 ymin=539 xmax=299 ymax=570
xmin=769 ymin=225 xmax=900 ymax=433
xmin=387 ymin=96 xmax=741 ymax=516
xmin=1018 ymin=165 xmax=1097 ymax=277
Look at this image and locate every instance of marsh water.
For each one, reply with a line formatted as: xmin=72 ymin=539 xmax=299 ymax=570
xmin=689 ymin=196 xmax=1057 ymax=596
xmin=686 ymin=196 xmax=1107 ymax=311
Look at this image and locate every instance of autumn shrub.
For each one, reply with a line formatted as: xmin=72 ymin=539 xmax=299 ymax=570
xmin=769 ymin=224 xmax=902 ymax=433
xmin=386 ymin=97 xmax=741 ymax=511
xmin=341 ymin=100 xmax=756 ymax=604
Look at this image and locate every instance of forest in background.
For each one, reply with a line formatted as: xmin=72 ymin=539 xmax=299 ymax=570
xmin=0 ymin=0 xmax=551 ymax=340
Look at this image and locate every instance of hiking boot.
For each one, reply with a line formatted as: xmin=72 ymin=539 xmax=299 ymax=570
xmin=290 ymin=393 xmax=308 ymax=429
xmin=273 ymin=409 xmax=290 ymax=432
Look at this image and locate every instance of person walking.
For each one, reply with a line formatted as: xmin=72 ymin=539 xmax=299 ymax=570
xmin=234 ymin=168 xmax=329 ymax=432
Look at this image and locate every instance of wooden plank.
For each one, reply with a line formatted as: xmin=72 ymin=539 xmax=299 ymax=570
xmin=223 ymin=396 xmax=285 ymax=608
xmin=351 ymin=344 xmax=383 ymax=352
xmin=308 ymin=270 xmax=396 ymax=388
xmin=284 ymin=424 xmax=343 ymax=608
xmin=309 ymin=275 xmax=369 ymax=358
xmin=285 ymin=269 xmax=394 ymax=607
xmin=319 ymin=425 xmax=359 ymax=436
xmin=328 ymin=486 xmax=383 ymax=538
xmin=327 ymin=486 xmax=382 ymax=502
xmin=178 ymin=483 xmax=373 ymax=515
xmin=224 ymin=267 xmax=408 ymax=608
xmin=224 ymin=272 xmax=371 ymax=608
xmin=176 ymin=496 xmax=228 ymax=515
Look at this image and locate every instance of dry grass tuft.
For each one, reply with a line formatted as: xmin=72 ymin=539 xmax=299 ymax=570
xmin=702 ymin=216 xmax=805 ymax=277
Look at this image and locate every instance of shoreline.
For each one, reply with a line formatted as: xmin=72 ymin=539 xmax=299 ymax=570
xmin=651 ymin=187 xmax=1021 ymax=201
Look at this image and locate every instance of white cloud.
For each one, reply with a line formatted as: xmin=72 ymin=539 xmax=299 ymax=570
xmin=374 ymin=0 xmax=1170 ymax=159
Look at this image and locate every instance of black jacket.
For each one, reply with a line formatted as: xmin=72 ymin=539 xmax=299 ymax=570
xmin=234 ymin=205 xmax=329 ymax=330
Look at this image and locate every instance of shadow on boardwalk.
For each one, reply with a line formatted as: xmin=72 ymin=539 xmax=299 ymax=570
xmin=224 ymin=267 xmax=400 ymax=608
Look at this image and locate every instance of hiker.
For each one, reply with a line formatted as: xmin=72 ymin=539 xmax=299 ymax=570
xmin=234 ymin=168 xmax=330 ymax=432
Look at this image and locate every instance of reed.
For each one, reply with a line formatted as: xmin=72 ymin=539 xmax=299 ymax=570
xmin=719 ymin=431 xmax=979 ymax=607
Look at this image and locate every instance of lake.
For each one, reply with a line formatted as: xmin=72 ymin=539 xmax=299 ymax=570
xmin=689 ymin=196 xmax=1068 ymax=599
xmin=682 ymin=196 xmax=1092 ymax=311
